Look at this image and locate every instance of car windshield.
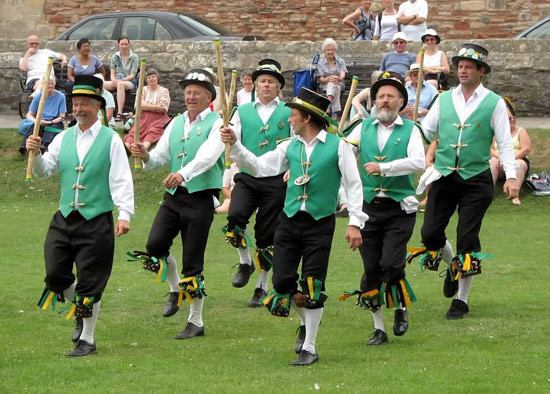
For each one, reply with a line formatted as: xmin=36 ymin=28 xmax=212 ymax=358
xmin=523 ymin=19 xmax=550 ymax=39
xmin=177 ymin=14 xmax=227 ymax=36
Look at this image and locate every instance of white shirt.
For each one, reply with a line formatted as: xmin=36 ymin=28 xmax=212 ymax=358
xmin=20 ymin=49 xmax=61 ymax=84
xmin=421 ymin=83 xmax=516 ymax=179
xmin=398 ymin=0 xmax=428 ymax=41
xmin=347 ymin=116 xmax=425 ymax=213
xmin=229 ymin=130 xmax=368 ymax=229
xmin=236 ymin=88 xmax=253 ymax=106
xmin=33 ymin=119 xmax=134 ymax=222
xmin=99 ymin=90 xmax=116 ymax=127
xmin=145 ymin=107 xmax=225 ymax=185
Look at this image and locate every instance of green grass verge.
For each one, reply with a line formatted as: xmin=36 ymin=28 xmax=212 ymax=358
xmin=1 ymin=129 xmax=550 ymax=393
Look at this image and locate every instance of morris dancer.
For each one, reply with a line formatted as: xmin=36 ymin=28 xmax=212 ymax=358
xmin=129 ymin=69 xmax=224 ymax=339
xmin=221 ymin=88 xmax=366 ymax=366
xmin=30 ymin=75 xmax=134 ymax=357
xmin=223 ymin=59 xmax=292 ymax=307
xmin=341 ymin=72 xmax=425 ymax=345
xmin=413 ymin=44 xmax=518 ymax=319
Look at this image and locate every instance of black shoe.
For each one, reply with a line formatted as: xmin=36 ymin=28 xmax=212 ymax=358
xmin=163 ymin=292 xmax=180 ymax=317
xmin=232 ymin=264 xmax=255 ymax=288
xmin=18 ymin=146 xmax=27 ymax=155
xmin=174 ymin=322 xmax=204 ymax=339
xmin=248 ymin=287 xmax=267 ymax=308
xmin=367 ymin=329 xmax=388 ymax=346
xmin=393 ymin=309 xmax=409 ymax=336
xmin=67 ymin=340 xmax=97 ymax=357
xmin=294 ymin=325 xmax=306 ymax=354
xmin=443 ymin=270 xmax=459 ymax=298
xmin=291 ymin=350 xmax=319 ymax=366
xmin=72 ymin=318 xmax=83 ymax=344
xmin=446 ymin=299 xmax=469 ymax=320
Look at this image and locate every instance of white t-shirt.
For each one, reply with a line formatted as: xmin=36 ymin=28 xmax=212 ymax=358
xmin=374 ymin=14 xmax=399 ymax=41
xmin=98 ymin=90 xmax=116 ymax=127
xmin=237 ymin=88 xmax=253 ymax=106
xmin=398 ymin=0 xmax=428 ymax=41
xmin=20 ymin=49 xmax=61 ymax=84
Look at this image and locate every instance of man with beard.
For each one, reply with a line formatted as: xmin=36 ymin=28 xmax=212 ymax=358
xmin=130 ymin=69 xmax=224 ymax=339
xmin=342 ymin=72 xmax=425 ymax=345
xmin=221 ymin=87 xmax=366 ymax=365
xmin=416 ymin=44 xmax=518 ymax=319
xmin=222 ymin=59 xmax=292 ymax=307
xmin=27 ymin=75 xmax=134 ymax=357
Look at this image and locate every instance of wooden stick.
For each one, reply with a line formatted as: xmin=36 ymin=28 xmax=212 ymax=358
xmin=26 ymin=57 xmax=54 ymax=182
xmin=214 ymin=39 xmax=231 ymax=168
xmin=133 ymin=58 xmax=147 ymax=171
xmin=227 ymin=70 xmax=238 ymax=113
xmin=338 ymin=76 xmax=359 ymax=135
xmin=413 ymin=46 xmax=426 ymax=123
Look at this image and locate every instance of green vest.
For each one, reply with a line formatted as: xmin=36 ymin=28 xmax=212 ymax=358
xmin=168 ymin=112 xmax=223 ymax=194
xmin=238 ymin=101 xmax=291 ymax=157
xmin=58 ymin=125 xmax=115 ymax=220
xmin=360 ymin=118 xmax=416 ymax=203
xmin=284 ymin=133 xmax=341 ymax=220
xmin=434 ymin=90 xmax=500 ymax=180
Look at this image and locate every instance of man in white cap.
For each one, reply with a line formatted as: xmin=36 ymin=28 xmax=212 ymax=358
xmin=380 ymin=32 xmax=417 ymax=79
xmin=401 ymin=63 xmax=438 ymax=121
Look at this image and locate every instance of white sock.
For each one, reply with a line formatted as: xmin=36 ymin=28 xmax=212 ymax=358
xmin=371 ymin=308 xmax=385 ymax=332
xmin=291 ymin=303 xmax=306 ymax=326
xmin=442 ymin=241 xmax=455 ymax=264
xmin=255 ymin=269 xmax=270 ymax=291
xmin=238 ymin=247 xmax=252 ymax=265
xmin=79 ymin=301 xmax=100 ymax=345
xmin=457 ymin=276 xmax=474 ymax=304
xmin=63 ymin=282 xmax=76 ymax=301
xmin=188 ymin=297 xmax=204 ymax=327
xmin=166 ymin=254 xmax=181 ymax=292
xmin=302 ymin=307 xmax=323 ymax=355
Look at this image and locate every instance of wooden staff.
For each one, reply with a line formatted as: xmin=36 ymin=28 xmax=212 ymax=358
xmin=214 ymin=39 xmax=231 ymax=167
xmin=227 ymin=70 xmax=238 ymax=113
xmin=413 ymin=46 xmax=426 ymax=123
xmin=338 ymin=76 xmax=359 ymax=136
xmin=133 ymin=58 xmax=147 ymax=171
xmin=26 ymin=57 xmax=54 ymax=182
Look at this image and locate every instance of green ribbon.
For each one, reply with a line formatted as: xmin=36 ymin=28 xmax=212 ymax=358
xmin=403 ymin=278 xmax=417 ymax=303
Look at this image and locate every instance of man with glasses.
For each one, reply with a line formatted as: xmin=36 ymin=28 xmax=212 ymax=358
xmin=380 ymin=32 xmax=416 ymax=79
xmin=19 ymin=35 xmax=68 ymax=95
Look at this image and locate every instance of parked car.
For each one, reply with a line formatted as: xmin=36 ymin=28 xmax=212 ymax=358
xmin=53 ymin=11 xmax=262 ymax=41
xmin=515 ymin=16 xmax=550 ymax=39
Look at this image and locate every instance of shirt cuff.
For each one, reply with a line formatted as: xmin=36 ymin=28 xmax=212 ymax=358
xmin=118 ymin=210 xmax=131 ymax=222
xmin=348 ymin=215 xmax=366 ymax=230
xmin=178 ymin=168 xmax=191 ymax=182
xmin=505 ymin=167 xmax=517 ymax=180
xmin=379 ymin=163 xmax=390 ymax=176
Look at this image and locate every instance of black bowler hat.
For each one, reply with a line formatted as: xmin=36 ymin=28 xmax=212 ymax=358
xmin=71 ymin=75 xmax=106 ymax=108
xmin=370 ymin=71 xmax=408 ymax=111
xmin=251 ymin=58 xmax=285 ymax=88
xmin=179 ymin=68 xmax=217 ymax=101
xmin=452 ymin=43 xmax=491 ymax=74
xmin=286 ymin=87 xmax=331 ymax=128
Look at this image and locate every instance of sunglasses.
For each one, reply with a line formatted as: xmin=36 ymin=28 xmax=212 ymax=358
xmin=393 ymin=41 xmax=406 ymax=45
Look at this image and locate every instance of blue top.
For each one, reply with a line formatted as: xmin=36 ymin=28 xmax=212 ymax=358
xmin=29 ymin=90 xmax=67 ymax=120
xmin=405 ymin=81 xmax=438 ymax=121
xmin=380 ymin=52 xmax=417 ymax=79
xmin=68 ymin=55 xmax=103 ymax=77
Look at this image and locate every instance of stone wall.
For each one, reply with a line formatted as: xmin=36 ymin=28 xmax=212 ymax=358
xmin=2 ymin=0 xmax=549 ymax=41
xmin=1 ymin=39 xmax=549 ymax=117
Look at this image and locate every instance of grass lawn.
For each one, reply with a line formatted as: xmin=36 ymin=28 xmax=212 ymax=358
xmin=1 ymin=128 xmax=549 ymax=393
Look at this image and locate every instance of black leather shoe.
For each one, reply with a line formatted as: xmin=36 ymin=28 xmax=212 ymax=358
xmin=393 ymin=309 xmax=409 ymax=336
xmin=367 ymin=329 xmax=388 ymax=346
xmin=232 ymin=264 xmax=255 ymax=288
xmin=248 ymin=287 xmax=267 ymax=308
xmin=445 ymin=299 xmax=469 ymax=320
xmin=67 ymin=340 xmax=97 ymax=357
xmin=163 ymin=292 xmax=180 ymax=317
xmin=294 ymin=325 xmax=306 ymax=354
xmin=291 ymin=350 xmax=319 ymax=366
xmin=72 ymin=318 xmax=83 ymax=344
xmin=174 ymin=322 xmax=204 ymax=339
xmin=18 ymin=146 xmax=27 ymax=155
xmin=443 ymin=271 xmax=459 ymax=298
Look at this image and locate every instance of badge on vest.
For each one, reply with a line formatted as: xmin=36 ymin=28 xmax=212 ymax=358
xmin=294 ymin=174 xmax=310 ymax=186
xmin=278 ymin=121 xmax=285 ymax=130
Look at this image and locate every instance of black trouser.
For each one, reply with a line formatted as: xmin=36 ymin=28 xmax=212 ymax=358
xmin=272 ymin=212 xmax=335 ymax=295
xmin=359 ymin=198 xmax=416 ymax=292
xmin=44 ymin=211 xmax=114 ymax=301
xmin=21 ymin=123 xmax=63 ymax=151
xmin=227 ymin=172 xmax=286 ymax=249
xmin=146 ymin=187 xmax=217 ymax=277
xmin=421 ymin=169 xmax=494 ymax=255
